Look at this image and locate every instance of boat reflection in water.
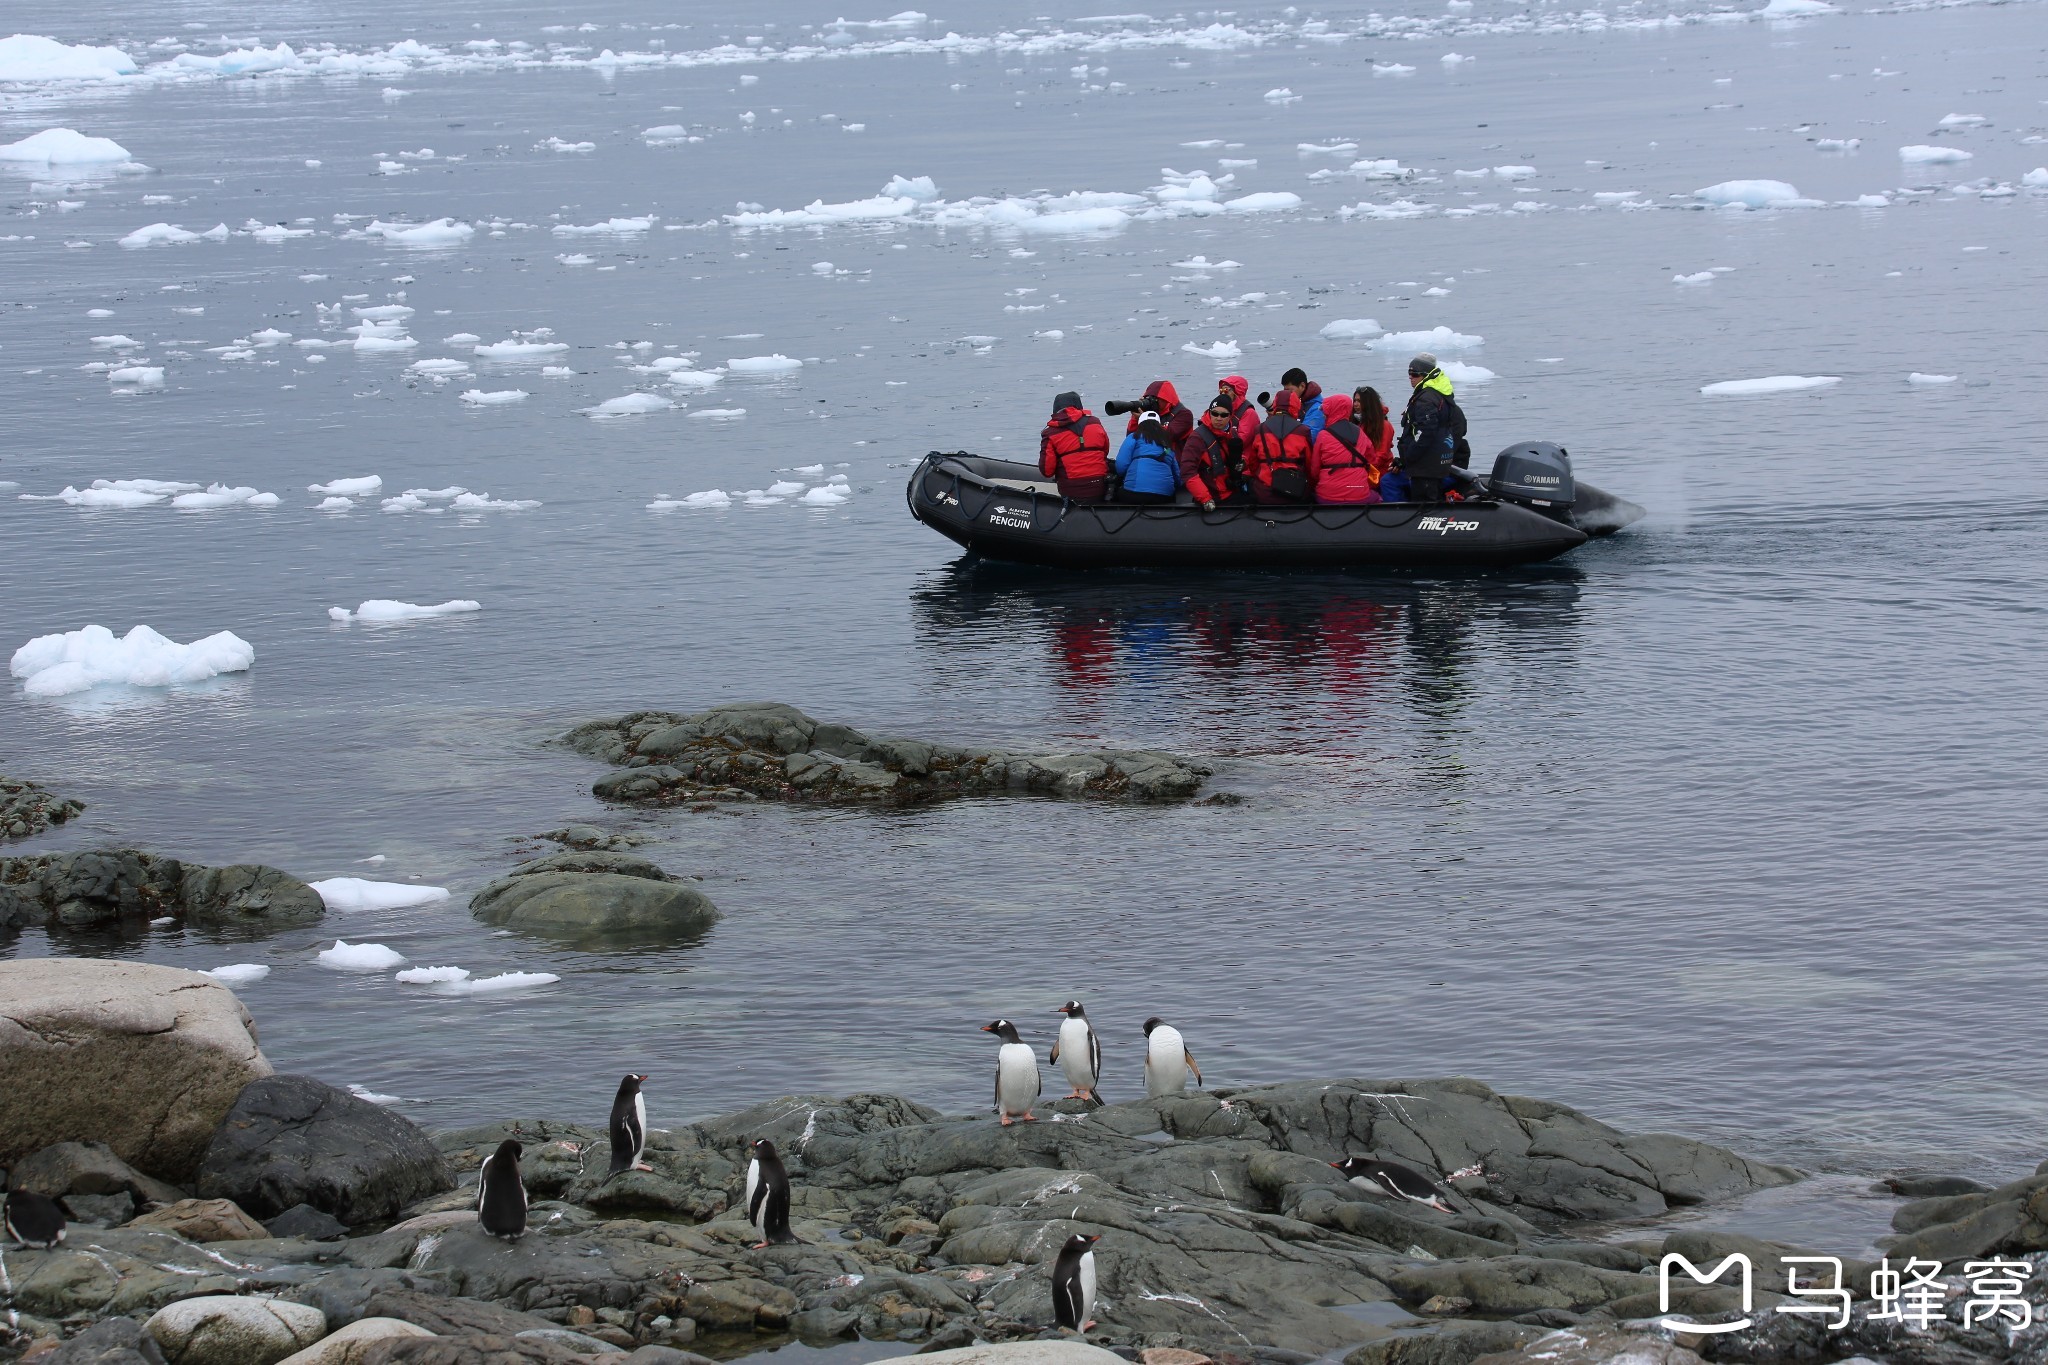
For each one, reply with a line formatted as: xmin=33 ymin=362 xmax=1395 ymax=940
xmin=909 ymin=561 xmax=1586 ymax=757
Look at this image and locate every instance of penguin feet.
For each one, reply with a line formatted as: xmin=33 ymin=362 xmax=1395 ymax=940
xmin=634 ymin=1163 xmax=655 ymax=1172
xmin=752 ymin=1240 xmax=770 ymax=1249
xmin=999 ymin=1116 xmax=1013 ymax=1126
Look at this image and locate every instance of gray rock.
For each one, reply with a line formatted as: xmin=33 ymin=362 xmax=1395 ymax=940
xmin=0 ymin=959 xmax=273 ymax=1182
xmin=142 ymin=1295 xmax=328 ymax=1365
xmin=0 ymin=774 xmax=85 ymax=842
xmin=273 ymin=1317 xmax=437 ymax=1365
xmin=562 ymin=702 xmax=1211 ymax=809
xmin=536 ymin=826 xmax=649 ymax=853
xmin=0 ymin=850 xmax=324 ymax=934
xmin=31 ymin=1316 xmax=168 ymax=1365
xmin=64 ymin=1190 xmax=138 ymax=1226
xmin=467 ymin=853 xmax=719 ymax=943
xmin=268 ymin=1203 xmax=351 ymax=1241
xmin=1470 ymin=1327 xmax=1707 ymax=1365
xmin=348 ymin=1337 xmax=591 ymax=1364
xmin=1347 ymin=1320 xmax=1541 ymax=1365
xmin=8 ymin=1140 xmax=192 ymax=1207
xmin=1882 ymin=1174 xmax=1988 ymax=1198
xmin=197 ymin=1074 xmax=456 ymax=1224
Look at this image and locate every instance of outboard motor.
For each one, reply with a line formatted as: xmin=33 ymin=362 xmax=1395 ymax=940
xmin=1488 ymin=441 xmax=1575 ymax=516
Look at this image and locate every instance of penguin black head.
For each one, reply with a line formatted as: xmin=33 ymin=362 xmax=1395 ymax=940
xmin=982 ymin=1019 xmax=1023 ymax=1044
xmin=617 ymin=1073 xmax=648 ymax=1095
xmin=1058 ymin=1000 xmax=1087 ymax=1018
xmin=1061 ymin=1232 xmax=1102 ymax=1253
xmin=493 ymin=1138 xmax=524 ymax=1163
xmin=1141 ymin=1016 xmax=1165 ymax=1036
xmin=750 ymin=1138 xmax=779 ymax=1160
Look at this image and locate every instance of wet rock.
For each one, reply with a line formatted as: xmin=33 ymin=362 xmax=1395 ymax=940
xmin=0 ymin=850 xmax=324 ymax=935
xmin=8 ymin=1139 xmax=191 ymax=1207
xmin=1470 ymin=1327 xmax=1707 ymax=1365
xmin=1884 ymin=1172 xmax=2048 ymax=1262
xmin=467 ymin=853 xmax=719 ymax=943
xmin=1346 ymin=1320 xmax=1541 ymax=1365
xmin=348 ymin=1338 xmax=589 ymax=1364
xmin=350 ymin=1290 xmax=569 ymax=1340
xmin=268 ymin=1203 xmax=352 ymax=1241
xmin=0 ymin=959 xmax=272 ymax=1182
xmin=142 ymin=1295 xmax=328 ymax=1365
xmin=197 ymin=1075 xmax=457 ymax=1224
xmin=562 ymin=702 xmax=1210 ymax=809
xmin=536 ymin=826 xmax=649 ymax=853
xmin=65 ymin=1190 xmax=138 ymax=1226
xmin=29 ymin=1316 xmax=167 ymax=1365
xmin=1883 ymin=1174 xmax=1989 ymax=1198
xmin=274 ymin=1317 xmax=437 ymax=1365
xmin=1379 ymin=1257 xmax=1646 ymax=1315
xmin=912 ymin=1345 xmax=1130 ymax=1365
xmin=127 ymin=1196 xmax=271 ymax=1242
xmin=0 ymin=774 xmax=84 ymax=841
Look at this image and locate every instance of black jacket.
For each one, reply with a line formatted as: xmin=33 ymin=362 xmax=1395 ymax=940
xmin=1398 ymin=377 xmax=1467 ymax=476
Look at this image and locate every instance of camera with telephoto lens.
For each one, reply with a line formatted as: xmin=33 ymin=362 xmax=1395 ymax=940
xmin=1102 ymin=396 xmax=1161 ymax=417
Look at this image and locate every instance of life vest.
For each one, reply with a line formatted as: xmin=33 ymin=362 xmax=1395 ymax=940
xmin=1321 ymin=420 xmax=1368 ymax=470
xmin=1253 ymin=412 xmax=1311 ymax=500
xmin=1040 ymin=411 xmax=1109 ymax=481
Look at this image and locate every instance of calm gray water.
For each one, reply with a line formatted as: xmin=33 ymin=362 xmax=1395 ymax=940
xmin=4 ymin=0 xmax=2046 ymax=1189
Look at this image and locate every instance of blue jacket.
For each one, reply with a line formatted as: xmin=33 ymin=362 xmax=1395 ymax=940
xmin=1116 ymin=429 xmax=1181 ymax=497
xmin=1300 ymin=391 xmax=1326 ymax=442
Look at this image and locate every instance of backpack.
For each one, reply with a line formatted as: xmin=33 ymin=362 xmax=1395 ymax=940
xmin=1322 ymin=421 xmax=1368 ymax=471
xmin=1258 ymin=415 xmax=1310 ymax=500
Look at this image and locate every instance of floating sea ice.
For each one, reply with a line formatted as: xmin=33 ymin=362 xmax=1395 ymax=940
xmin=410 ymin=358 xmax=471 ymax=376
xmin=793 ymin=464 xmax=826 ymax=475
xmin=0 ymin=128 xmax=133 ymax=163
xmin=552 ymin=216 xmax=653 ymax=235
xmin=1759 ymin=0 xmax=1837 ymax=14
xmin=1908 ymin=372 xmax=1959 ymax=384
xmin=586 ymin=393 xmax=674 ymax=417
xmin=1695 ymin=179 xmax=1808 ymax=208
xmin=460 ymin=389 xmax=528 ymax=404
xmin=10 ymin=623 xmax=254 ymax=698
xmin=1182 ymin=340 xmax=1241 ymax=359
xmin=87 ymin=308 xmax=113 ymax=317
xmin=327 ymin=600 xmax=481 ymax=624
xmin=687 ymin=408 xmax=747 ymax=420
xmin=396 ymin=966 xmax=470 ymax=984
xmin=1033 ymin=329 xmax=1064 ymax=341
xmin=450 ymin=492 xmax=540 ymax=510
xmin=1849 ymin=194 xmax=1891 ymax=207
xmin=1171 ymin=256 xmax=1241 ymax=270
xmin=354 ymin=333 xmax=418 ymax=352
xmin=539 ymin=137 xmax=595 ymax=152
xmin=1223 ymin=192 xmax=1302 ymax=213
xmin=2024 ymin=168 xmax=2048 ymax=188
xmin=381 ymin=494 xmax=427 ymax=512
xmin=882 ymin=174 xmax=939 ymax=200
xmin=800 ymin=485 xmax=851 ymax=506
xmin=648 ymin=490 xmax=733 ymax=509
xmin=556 ymin=253 xmax=596 ymax=266
xmin=726 ymin=354 xmax=802 ymax=374
xmin=0 ymin=35 xmax=138 ymax=82
xmin=315 ymin=497 xmax=353 ymax=511
xmin=309 ymin=475 xmax=382 ymax=495
xmin=317 ymin=940 xmax=406 ymax=971
xmin=1937 ymin=113 xmax=1987 ymax=128
xmin=348 ymin=1085 xmax=401 ymax=1105
xmin=1700 ymin=375 xmax=1842 ymax=395
xmin=1441 ymin=52 xmax=1473 ymax=64
xmin=1262 ymin=88 xmax=1299 ymax=103
xmin=364 ymin=218 xmax=474 ymax=247
xmin=665 ymin=370 xmax=721 ymax=389
xmin=1298 ymin=142 xmax=1358 ymax=156
xmin=1438 ymin=361 xmax=1496 ymax=385
xmin=108 ymin=366 xmax=165 ymax=387
xmin=250 ymin=328 xmax=291 ymax=344
xmin=474 ymin=339 xmax=569 ymax=359
xmin=170 ymin=484 xmax=275 ymax=509
xmin=1673 ymin=271 xmax=1716 ymax=284
xmin=1373 ymin=62 xmax=1417 ymax=75
xmin=1815 ymin=138 xmax=1861 ymax=151
xmin=117 ymin=223 xmax=201 ymax=247
xmin=1898 ymin=145 xmax=1971 ymax=164
xmin=205 ymin=964 xmax=270 ymax=984
xmin=1319 ymin=318 xmax=1383 ymax=339
xmin=540 ymin=366 xmax=575 ymax=377
xmin=1371 ymin=325 xmax=1483 ymax=352
xmin=443 ymin=971 xmax=561 ymax=994
xmin=812 ymin=261 xmax=835 ymax=274
xmin=355 ymin=305 xmax=414 ymax=321
xmin=1594 ymin=191 xmax=1644 ymax=204
xmin=443 ymin=332 xmax=481 ymax=345
xmin=766 ymin=480 xmax=806 ymax=496
xmin=309 ymin=877 xmax=451 ymax=910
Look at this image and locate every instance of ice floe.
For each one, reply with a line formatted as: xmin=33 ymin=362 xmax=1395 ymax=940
xmin=1695 ymin=179 xmax=1812 ymax=208
xmin=1908 ymin=372 xmax=1959 ymax=384
xmin=119 ymin=222 xmax=217 ymax=247
xmin=443 ymin=971 xmax=560 ymax=994
xmin=309 ymin=878 xmax=451 ymax=910
xmin=10 ymin=624 xmax=254 ymax=698
xmin=171 ymin=484 xmax=277 ymax=510
xmin=1319 ymin=318 xmax=1384 ymax=339
xmin=1898 ymin=145 xmax=1972 ymax=164
xmin=0 ymin=35 xmax=138 ymax=82
xmin=309 ymin=475 xmax=381 ymax=495
xmin=362 ymin=218 xmax=473 ymax=246
xmin=1371 ymin=325 xmax=1483 ymax=352
xmin=1700 ymin=375 xmax=1842 ymax=395
xmin=327 ymin=600 xmax=481 ymax=623
xmin=204 ymin=964 xmax=271 ymax=984
xmin=450 ymin=492 xmax=540 ymax=510
xmin=553 ymin=216 xmax=653 ymax=235
xmin=317 ymin=940 xmax=406 ymax=971
xmin=1182 ymin=340 xmax=1241 ymax=359
xmin=1673 ymin=271 xmax=1716 ymax=284
xmin=0 ymin=128 xmax=133 ymax=163
xmin=396 ymin=966 xmax=469 ymax=984
xmin=108 ymin=366 xmax=165 ymax=388
xmin=460 ymin=388 xmax=528 ymax=404
xmin=410 ymin=358 xmax=471 ymax=376
xmin=727 ymin=354 xmax=803 ymax=374
xmin=474 ymin=338 xmax=568 ymax=360
xmin=586 ymin=393 xmax=674 ymax=416
xmin=688 ymin=408 xmax=747 ymax=420
xmin=649 ymin=490 xmax=734 ymax=510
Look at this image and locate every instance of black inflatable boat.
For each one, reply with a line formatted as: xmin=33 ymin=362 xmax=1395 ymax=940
xmin=906 ymin=443 xmax=1644 ymax=570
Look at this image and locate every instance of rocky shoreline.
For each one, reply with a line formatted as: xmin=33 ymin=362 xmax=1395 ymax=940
xmin=10 ymin=961 xmax=2047 ymax=1365
xmin=0 ymin=778 xmax=83 ymax=843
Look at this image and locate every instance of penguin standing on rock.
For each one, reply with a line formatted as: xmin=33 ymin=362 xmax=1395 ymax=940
xmin=3 ymin=1184 xmax=67 ymax=1249
xmin=608 ymin=1074 xmax=651 ymax=1176
xmin=1330 ymin=1157 xmax=1456 ymax=1213
xmin=1051 ymin=1232 xmax=1101 ymax=1332
xmin=746 ymin=1138 xmax=797 ymax=1247
xmin=1142 ymin=1016 xmax=1201 ymax=1098
xmin=477 ymin=1139 xmax=529 ymax=1241
xmin=982 ymin=1019 xmax=1040 ymax=1124
xmin=1051 ymin=1000 xmax=1104 ymax=1105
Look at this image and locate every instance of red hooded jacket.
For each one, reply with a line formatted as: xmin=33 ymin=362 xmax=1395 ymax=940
xmin=1246 ymin=389 xmax=1312 ymax=500
xmin=1309 ymin=393 xmax=1383 ymax=505
xmin=1217 ymin=376 xmax=1259 ymax=448
xmin=1179 ymin=417 xmax=1242 ymax=505
xmin=1127 ymin=380 xmax=1194 ymax=449
xmin=1039 ymin=403 xmax=1109 ymax=483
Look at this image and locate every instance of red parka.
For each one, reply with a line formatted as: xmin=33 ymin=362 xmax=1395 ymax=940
xmin=1309 ymin=393 xmax=1384 ymax=505
xmin=1039 ymin=404 xmax=1109 ymax=483
xmin=1179 ymin=419 xmax=1242 ymax=505
xmin=1246 ymin=389 xmax=1312 ymax=502
xmin=1217 ymin=375 xmax=1260 ymax=448
xmin=1127 ymin=380 xmax=1194 ymax=449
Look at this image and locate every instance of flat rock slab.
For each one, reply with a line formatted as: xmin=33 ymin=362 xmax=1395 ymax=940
xmin=0 ymin=959 xmax=272 ymax=1182
xmin=276 ymin=1317 xmax=437 ymax=1365
xmin=915 ymin=1346 xmax=1130 ymax=1365
xmin=144 ymin=1295 xmax=328 ymax=1365
xmin=127 ymin=1196 xmax=270 ymax=1242
xmin=561 ymin=701 xmax=1210 ymax=808
xmin=0 ymin=849 xmax=324 ymax=935
xmin=467 ymin=852 xmax=719 ymax=943
xmin=1 ymin=774 xmax=84 ymax=841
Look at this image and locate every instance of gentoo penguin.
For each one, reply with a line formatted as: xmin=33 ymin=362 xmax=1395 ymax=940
xmin=981 ymin=1018 xmax=1040 ymax=1125
xmin=607 ymin=1073 xmax=651 ymax=1176
xmin=746 ymin=1138 xmax=797 ymax=1247
xmin=3 ymin=1186 xmax=67 ymax=1249
xmin=1051 ymin=1232 xmax=1102 ymax=1332
xmin=1141 ymin=1016 xmax=1201 ymax=1098
xmin=1050 ymin=1000 xmax=1104 ymax=1104
xmin=477 ymin=1139 xmax=529 ymax=1241
xmin=1330 ymin=1157 xmax=1456 ymax=1213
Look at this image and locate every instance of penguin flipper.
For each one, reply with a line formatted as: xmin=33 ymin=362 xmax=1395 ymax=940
xmin=1184 ymin=1049 xmax=1202 ymax=1087
xmin=1048 ymin=1038 xmax=1061 ymax=1065
xmin=1088 ymin=1029 xmax=1102 ymax=1086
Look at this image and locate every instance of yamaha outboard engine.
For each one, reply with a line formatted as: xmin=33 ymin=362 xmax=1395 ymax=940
xmin=1488 ymin=441 xmax=1575 ymax=516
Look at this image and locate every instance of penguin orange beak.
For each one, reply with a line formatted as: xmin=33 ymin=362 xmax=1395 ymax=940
xmin=979 ymin=1024 xmax=994 ymax=1033
xmin=1329 ymin=1161 xmax=1344 ymax=1169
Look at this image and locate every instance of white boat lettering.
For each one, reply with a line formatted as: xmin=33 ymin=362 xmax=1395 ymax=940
xmin=1416 ymin=516 xmax=1481 ymax=534
xmin=988 ymin=504 xmax=1033 ymax=529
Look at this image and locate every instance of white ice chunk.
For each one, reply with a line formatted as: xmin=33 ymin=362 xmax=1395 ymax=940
xmin=1908 ymin=372 xmax=1958 ymax=384
xmin=882 ymin=174 xmax=939 ymax=201
xmin=474 ymin=339 xmax=569 ymax=359
xmin=443 ymin=971 xmax=560 ymax=994
xmin=1759 ymin=0 xmax=1837 ymax=14
xmin=726 ymin=354 xmax=803 ymax=374
xmin=460 ymin=388 xmax=528 ymax=404
xmin=364 ymin=218 xmax=474 ymax=246
xmin=449 ymin=492 xmax=540 ymax=510
xmin=169 ymin=484 xmax=267 ymax=509
xmin=347 ymin=1085 xmax=401 ymax=1104
xmin=1262 ymin=87 xmax=1299 ymax=103
xmin=108 ymin=365 xmax=165 ymax=387
xmin=309 ymin=475 xmax=381 ymax=495
xmin=586 ymin=393 xmax=675 ymax=416
xmin=649 ymin=490 xmax=733 ymax=509
xmin=1223 ymin=191 xmax=1302 ymax=213
xmin=1695 ymin=179 xmax=1807 ymax=208
xmin=800 ymin=484 xmax=851 ymax=505
xmin=396 ymin=966 xmax=470 ymax=984
xmin=10 ymin=623 xmax=254 ymax=697
xmin=317 ymin=940 xmax=406 ymax=971
xmin=1171 ymin=256 xmax=1241 ymax=270
xmin=1437 ymin=360 xmax=1496 ymax=385
xmin=1673 ymin=271 xmax=1716 ymax=284
xmin=2023 ymin=168 xmax=2048 ymax=188
xmin=1898 ymin=144 xmax=1972 ymax=163
xmin=0 ymin=35 xmax=139 ymax=82
xmin=553 ymin=216 xmax=654 ymax=235
xmin=310 ymin=877 xmax=452 ymax=910
xmin=687 ymin=408 xmax=747 ymax=420
xmin=118 ymin=222 xmax=201 ymax=247
xmin=665 ymin=369 xmax=722 ymax=389
xmin=327 ymin=600 xmax=481 ymax=624
xmin=0 ymin=128 xmax=132 ymax=163
xmin=1936 ymin=113 xmax=1987 ymax=127
xmin=410 ymin=358 xmax=471 ymax=376
xmin=1700 ymin=375 xmax=1843 ymax=395
xmin=1319 ymin=318 xmax=1383 ymax=339
xmin=204 ymin=964 xmax=270 ymax=984
xmin=1182 ymin=339 xmax=1241 ymax=358
xmin=1372 ymin=325 xmax=1483 ymax=352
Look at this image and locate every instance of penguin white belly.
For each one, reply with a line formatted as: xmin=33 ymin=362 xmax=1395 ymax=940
xmin=1058 ymin=1018 xmax=1096 ymax=1091
xmin=745 ymin=1158 xmax=762 ymax=1230
xmin=1078 ymin=1249 xmax=1097 ymax=1324
xmin=1146 ymin=1027 xmax=1187 ymax=1097
xmin=996 ymin=1042 xmax=1039 ymax=1115
xmin=633 ymin=1092 xmax=646 ymax=1148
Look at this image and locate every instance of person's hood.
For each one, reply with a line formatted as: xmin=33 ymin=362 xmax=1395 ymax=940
xmin=1320 ymin=392 xmax=1353 ymax=425
xmin=1267 ymin=388 xmax=1301 ymax=419
xmin=1420 ymin=371 xmax=1454 ymax=398
xmin=1302 ymin=380 xmax=1323 ymax=405
xmin=1219 ymin=375 xmax=1249 ymax=405
xmin=1051 ymin=390 xmax=1083 ymax=416
xmin=1144 ymin=379 xmax=1181 ymax=410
